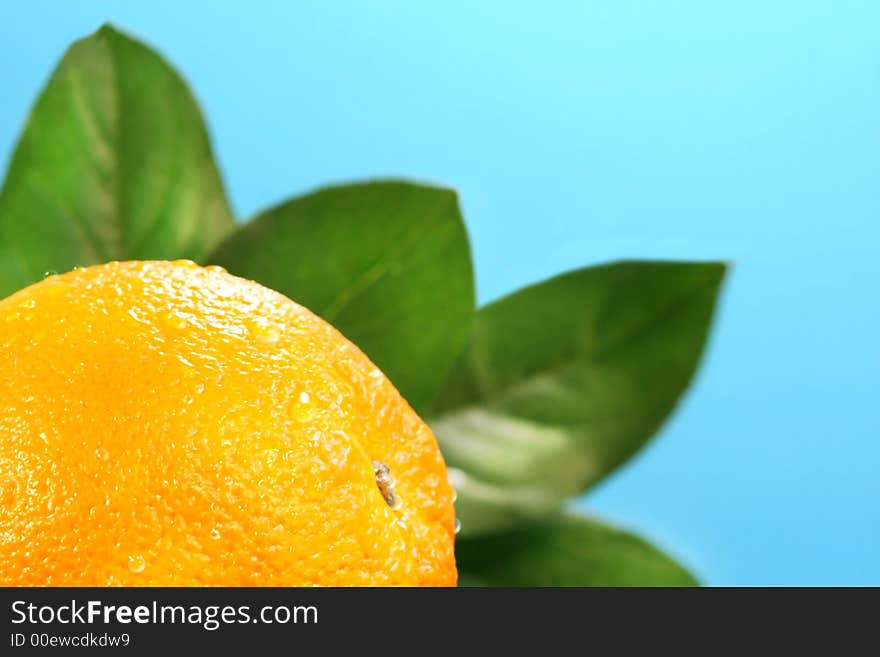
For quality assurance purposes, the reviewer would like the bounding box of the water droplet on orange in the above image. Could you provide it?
[254,324,281,344]
[294,400,318,423]
[163,311,188,331]
[128,554,146,574]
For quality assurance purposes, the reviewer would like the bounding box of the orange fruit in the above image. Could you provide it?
[0,260,457,586]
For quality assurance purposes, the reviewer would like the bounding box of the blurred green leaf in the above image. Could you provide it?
[431,261,726,535]
[209,181,475,413]
[456,512,698,586]
[0,24,234,298]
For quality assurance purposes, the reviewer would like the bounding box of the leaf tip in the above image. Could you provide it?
[703,260,730,292]
[92,22,142,49]
[94,22,121,38]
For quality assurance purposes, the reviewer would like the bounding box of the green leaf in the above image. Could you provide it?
[456,512,699,586]
[209,181,475,413]
[0,24,234,298]
[431,261,726,536]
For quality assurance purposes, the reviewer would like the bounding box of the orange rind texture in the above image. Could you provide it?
[0,261,457,586]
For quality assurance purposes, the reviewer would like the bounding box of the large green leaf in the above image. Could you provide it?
[0,24,234,298]
[431,261,726,535]
[456,512,698,586]
[209,181,475,413]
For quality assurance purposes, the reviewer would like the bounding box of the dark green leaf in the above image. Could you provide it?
[432,261,726,535]
[0,24,234,297]
[209,181,475,413]
[456,512,699,586]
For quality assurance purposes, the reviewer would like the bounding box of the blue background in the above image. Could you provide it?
[1,1,877,585]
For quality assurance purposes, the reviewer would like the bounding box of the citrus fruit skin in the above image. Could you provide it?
[0,261,457,586]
